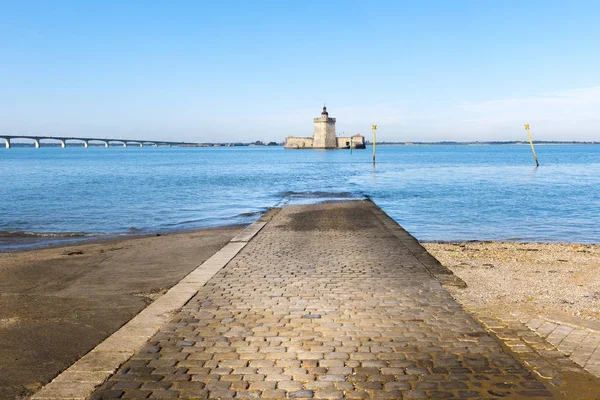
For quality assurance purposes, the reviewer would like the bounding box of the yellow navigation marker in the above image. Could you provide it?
[372,125,377,166]
[524,124,539,167]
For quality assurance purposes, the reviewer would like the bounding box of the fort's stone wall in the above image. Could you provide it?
[336,137,352,148]
[336,136,366,149]
[284,137,313,149]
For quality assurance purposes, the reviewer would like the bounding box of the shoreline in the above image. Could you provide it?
[421,239,600,245]
[0,222,250,253]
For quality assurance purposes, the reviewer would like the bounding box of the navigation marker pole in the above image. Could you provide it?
[372,125,377,166]
[524,124,539,167]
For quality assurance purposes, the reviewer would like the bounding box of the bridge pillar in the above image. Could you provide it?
[83,140,89,148]
[103,141,109,148]
[60,139,66,148]
[34,138,40,148]
[4,138,10,149]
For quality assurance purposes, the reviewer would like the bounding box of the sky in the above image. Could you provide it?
[1,0,599,142]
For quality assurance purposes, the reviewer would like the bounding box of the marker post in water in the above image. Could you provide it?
[372,125,377,166]
[524,124,539,167]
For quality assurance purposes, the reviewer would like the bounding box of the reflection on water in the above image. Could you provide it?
[1,144,599,249]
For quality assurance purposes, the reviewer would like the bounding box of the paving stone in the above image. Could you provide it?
[403,390,428,399]
[121,389,152,398]
[148,389,178,398]
[90,390,125,400]
[289,389,314,398]
[235,391,261,399]
[313,389,343,399]
[384,381,411,390]
[557,329,589,356]
[261,389,287,398]
[140,381,172,390]
[206,389,235,398]
[277,381,304,391]
[537,322,559,337]
[249,381,276,390]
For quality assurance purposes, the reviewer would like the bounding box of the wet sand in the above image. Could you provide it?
[0,226,241,399]
[423,241,600,325]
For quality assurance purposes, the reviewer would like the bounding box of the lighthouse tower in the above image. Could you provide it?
[312,106,337,149]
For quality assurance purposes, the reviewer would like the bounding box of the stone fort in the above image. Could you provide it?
[284,106,366,150]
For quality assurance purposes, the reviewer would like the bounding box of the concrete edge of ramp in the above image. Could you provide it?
[368,200,467,288]
[29,212,277,400]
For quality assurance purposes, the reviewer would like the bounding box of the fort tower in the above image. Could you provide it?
[312,106,337,149]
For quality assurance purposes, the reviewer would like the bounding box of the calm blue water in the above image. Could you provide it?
[1,145,599,250]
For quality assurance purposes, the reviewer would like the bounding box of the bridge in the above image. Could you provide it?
[0,135,196,149]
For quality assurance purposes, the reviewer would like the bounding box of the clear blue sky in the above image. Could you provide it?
[1,1,599,142]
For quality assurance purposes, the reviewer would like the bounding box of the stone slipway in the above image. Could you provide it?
[32,201,600,399]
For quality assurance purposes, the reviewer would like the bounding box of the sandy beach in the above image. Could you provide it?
[0,226,241,400]
[423,242,600,326]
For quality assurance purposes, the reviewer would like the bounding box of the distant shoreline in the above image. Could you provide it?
[374,141,600,146]
[4,141,599,148]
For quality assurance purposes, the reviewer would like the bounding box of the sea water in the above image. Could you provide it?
[1,145,599,250]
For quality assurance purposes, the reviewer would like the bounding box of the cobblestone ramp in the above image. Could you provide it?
[91,201,556,399]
